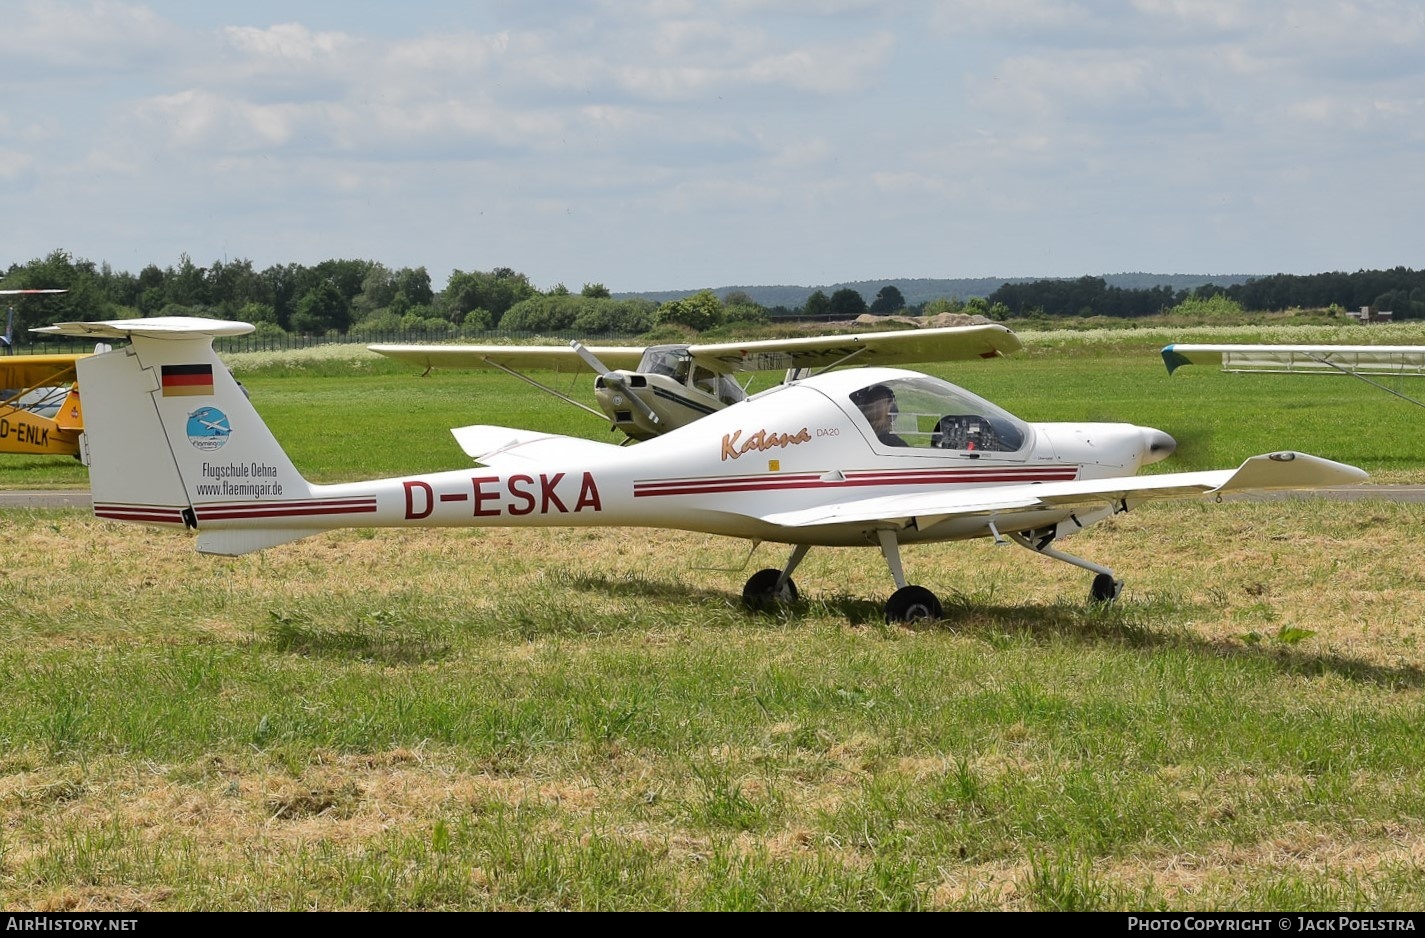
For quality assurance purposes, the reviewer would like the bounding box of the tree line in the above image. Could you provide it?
[986,270,1425,320]
[4,250,1424,346]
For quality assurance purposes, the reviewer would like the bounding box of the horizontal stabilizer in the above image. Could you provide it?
[35,317,256,340]
[451,424,624,467]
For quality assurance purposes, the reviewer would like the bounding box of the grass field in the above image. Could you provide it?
[2,323,1425,910]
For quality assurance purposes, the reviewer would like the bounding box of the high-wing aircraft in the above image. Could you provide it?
[0,289,87,457]
[0,353,85,456]
[370,324,1023,441]
[1162,344,1425,408]
[47,317,1368,622]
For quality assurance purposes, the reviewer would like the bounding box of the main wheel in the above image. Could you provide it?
[742,568,799,612]
[1089,573,1122,603]
[884,585,943,624]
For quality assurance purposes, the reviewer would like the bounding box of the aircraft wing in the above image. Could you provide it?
[369,344,648,373]
[450,424,625,469]
[760,451,1367,529]
[1162,344,1425,376]
[688,323,1021,373]
[0,355,82,394]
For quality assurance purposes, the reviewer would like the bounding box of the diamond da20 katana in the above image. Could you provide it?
[46,317,1368,622]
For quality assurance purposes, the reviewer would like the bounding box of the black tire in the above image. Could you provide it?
[742,568,798,612]
[884,585,943,623]
[1090,573,1122,603]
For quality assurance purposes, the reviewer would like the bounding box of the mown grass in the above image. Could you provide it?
[2,323,1425,909]
[8,319,1425,486]
[3,498,1425,910]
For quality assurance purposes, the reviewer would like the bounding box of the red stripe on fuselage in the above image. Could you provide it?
[633,467,1078,497]
[194,498,378,521]
[94,504,187,524]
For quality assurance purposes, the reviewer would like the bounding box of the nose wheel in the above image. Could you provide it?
[1009,530,1123,605]
[1090,573,1123,603]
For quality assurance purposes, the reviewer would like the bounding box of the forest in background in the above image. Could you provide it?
[4,250,1423,348]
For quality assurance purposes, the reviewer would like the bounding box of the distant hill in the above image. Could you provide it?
[616,273,1259,309]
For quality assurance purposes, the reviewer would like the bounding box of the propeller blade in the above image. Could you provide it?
[599,370,661,427]
[570,340,613,376]
[572,340,662,429]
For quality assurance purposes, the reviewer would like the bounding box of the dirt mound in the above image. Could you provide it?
[852,312,993,329]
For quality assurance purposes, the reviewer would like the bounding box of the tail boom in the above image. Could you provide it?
[185,469,618,555]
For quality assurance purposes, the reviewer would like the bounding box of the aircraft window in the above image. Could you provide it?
[931,414,1024,453]
[848,375,1028,453]
[850,384,909,446]
[691,365,719,395]
[640,346,692,382]
[714,373,744,407]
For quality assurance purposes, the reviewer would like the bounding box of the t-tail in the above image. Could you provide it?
[45,317,634,556]
[43,317,328,555]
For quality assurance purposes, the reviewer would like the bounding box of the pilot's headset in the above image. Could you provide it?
[853,384,897,416]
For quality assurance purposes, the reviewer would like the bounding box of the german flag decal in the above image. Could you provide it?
[161,364,214,397]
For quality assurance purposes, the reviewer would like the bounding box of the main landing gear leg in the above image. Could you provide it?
[876,529,943,623]
[1007,531,1122,603]
[741,544,809,612]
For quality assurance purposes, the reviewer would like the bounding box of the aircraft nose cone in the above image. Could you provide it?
[1140,427,1177,464]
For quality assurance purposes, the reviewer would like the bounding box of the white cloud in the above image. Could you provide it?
[222,22,354,63]
[2,0,178,71]
[4,1,1424,287]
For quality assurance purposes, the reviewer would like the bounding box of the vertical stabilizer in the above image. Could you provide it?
[56,318,316,551]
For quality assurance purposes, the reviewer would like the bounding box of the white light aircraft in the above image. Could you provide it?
[48,317,1369,622]
[370,324,1023,441]
[1162,344,1425,408]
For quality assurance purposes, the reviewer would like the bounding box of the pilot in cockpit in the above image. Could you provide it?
[851,384,908,446]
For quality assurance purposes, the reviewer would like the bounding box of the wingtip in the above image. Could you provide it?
[1161,345,1190,375]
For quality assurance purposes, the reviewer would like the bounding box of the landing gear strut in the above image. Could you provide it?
[742,521,1123,619]
[877,529,943,623]
[741,544,808,612]
[1008,529,1123,604]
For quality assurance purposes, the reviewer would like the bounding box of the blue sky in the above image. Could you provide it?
[2,1,1421,292]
